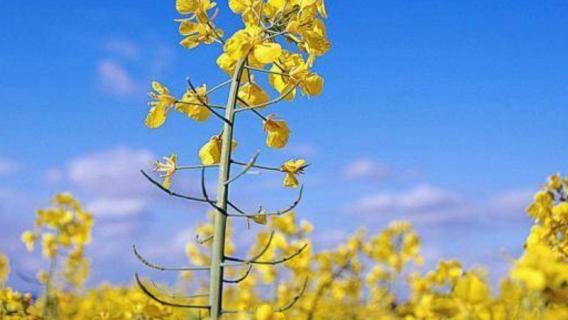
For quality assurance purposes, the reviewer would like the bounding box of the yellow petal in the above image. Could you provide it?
[199,137,222,165]
[302,73,323,96]
[152,81,169,95]
[251,214,268,225]
[229,0,247,13]
[253,42,282,64]
[176,0,198,14]
[179,20,198,36]
[264,119,290,149]
[145,105,167,128]
[238,82,270,107]
[283,173,299,188]
[162,175,172,190]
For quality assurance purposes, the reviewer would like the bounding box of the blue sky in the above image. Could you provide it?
[1,0,567,290]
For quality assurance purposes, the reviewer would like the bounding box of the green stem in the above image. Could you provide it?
[42,256,57,319]
[208,58,246,320]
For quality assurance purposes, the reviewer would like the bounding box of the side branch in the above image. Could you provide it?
[141,170,209,203]
[235,85,297,113]
[223,265,253,284]
[225,242,308,266]
[277,277,310,312]
[133,245,210,272]
[225,151,260,185]
[186,77,232,125]
[135,273,210,309]
[228,186,304,218]
[201,167,229,215]
[231,160,281,172]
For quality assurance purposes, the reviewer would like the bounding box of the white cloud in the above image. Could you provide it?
[87,197,146,218]
[104,39,140,60]
[0,158,20,176]
[347,184,461,216]
[97,59,137,96]
[44,168,63,183]
[68,146,155,197]
[343,158,391,181]
[67,147,157,218]
[489,189,533,216]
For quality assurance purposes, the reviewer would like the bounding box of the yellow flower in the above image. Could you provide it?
[41,233,58,258]
[263,117,290,149]
[0,254,9,284]
[269,51,323,99]
[176,0,216,22]
[255,304,286,320]
[176,85,211,121]
[238,82,270,108]
[199,136,238,165]
[229,0,262,24]
[199,136,222,165]
[281,159,306,188]
[145,81,177,128]
[153,154,177,189]
[21,230,37,251]
[453,273,490,304]
[178,20,223,49]
[250,209,268,225]
[224,25,282,65]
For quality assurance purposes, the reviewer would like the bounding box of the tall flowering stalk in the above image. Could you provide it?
[135,0,330,319]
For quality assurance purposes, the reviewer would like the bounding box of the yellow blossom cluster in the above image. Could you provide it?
[3,175,568,318]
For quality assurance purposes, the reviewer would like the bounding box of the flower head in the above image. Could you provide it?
[21,231,37,252]
[153,154,178,189]
[145,82,177,128]
[281,159,307,188]
[269,51,323,100]
[263,116,290,149]
[176,85,211,121]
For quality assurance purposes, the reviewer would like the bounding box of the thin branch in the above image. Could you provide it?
[206,9,225,45]
[149,280,209,299]
[232,160,282,172]
[225,151,260,185]
[226,242,308,265]
[186,77,232,125]
[249,243,308,265]
[223,265,253,284]
[206,79,232,96]
[200,167,228,215]
[135,273,210,309]
[133,245,210,272]
[222,309,253,315]
[141,170,208,203]
[196,234,213,245]
[235,85,297,113]
[176,164,219,171]
[277,277,310,312]
[244,65,289,76]
[227,200,246,214]
[175,99,226,110]
[228,186,304,219]
[237,97,268,121]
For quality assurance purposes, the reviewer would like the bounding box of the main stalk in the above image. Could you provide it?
[209,59,246,319]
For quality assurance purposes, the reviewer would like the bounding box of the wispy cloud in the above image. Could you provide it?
[103,39,141,61]
[0,157,21,176]
[347,184,461,216]
[87,197,147,218]
[97,59,138,97]
[67,146,156,218]
[343,158,391,181]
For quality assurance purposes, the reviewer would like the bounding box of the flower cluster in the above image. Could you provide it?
[1,175,568,318]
